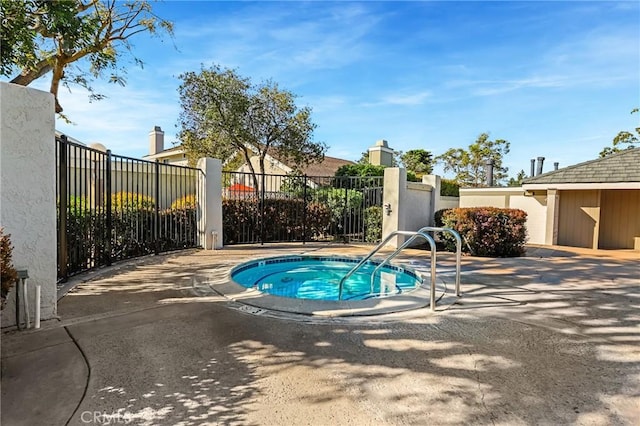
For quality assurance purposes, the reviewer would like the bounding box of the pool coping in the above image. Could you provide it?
[205,254,449,317]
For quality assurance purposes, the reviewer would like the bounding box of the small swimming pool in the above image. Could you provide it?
[231,255,423,301]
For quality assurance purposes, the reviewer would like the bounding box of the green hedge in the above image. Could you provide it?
[440,179,460,197]
[364,206,383,243]
[222,198,332,244]
[61,195,197,276]
[435,207,527,257]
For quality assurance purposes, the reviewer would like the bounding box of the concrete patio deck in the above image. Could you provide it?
[2,243,639,425]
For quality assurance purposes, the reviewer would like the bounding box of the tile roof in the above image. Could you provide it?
[299,155,355,177]
[523,147,640,184]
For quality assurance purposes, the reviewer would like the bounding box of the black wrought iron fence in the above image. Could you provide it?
[56,135,202,281]
[222,171,383,244]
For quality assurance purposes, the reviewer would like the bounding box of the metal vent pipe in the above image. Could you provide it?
[536,156,545,175]
[530,159,536,177]
[486,159,495,187]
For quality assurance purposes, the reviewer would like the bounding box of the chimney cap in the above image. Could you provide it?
[152,125,163,132]
[374,139,388,148]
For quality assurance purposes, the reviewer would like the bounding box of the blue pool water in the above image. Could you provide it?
[231,256,422,301]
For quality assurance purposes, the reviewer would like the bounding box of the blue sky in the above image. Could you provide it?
[38,0,639,178]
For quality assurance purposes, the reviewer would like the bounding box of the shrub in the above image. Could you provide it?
[171,194,197,210]
[111,192,155,211]
[440,179,460,197]
[222,198,331,244]
[435,207,527,257]
[364,206,383,243]
[313,187,363,233]
[1,229,18,310]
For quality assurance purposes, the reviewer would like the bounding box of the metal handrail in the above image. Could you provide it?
[368,231,437,310]
[337,230,436,305]
[417,227,462,297]
[337,230,413,299]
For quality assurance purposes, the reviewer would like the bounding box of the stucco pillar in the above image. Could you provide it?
[197,157,223,249]
[422,174,441,225]
[0,82,57,327]
[545,189,559,245]
[382,168,407,248]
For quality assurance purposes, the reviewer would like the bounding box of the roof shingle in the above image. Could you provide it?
[523,148,640,184]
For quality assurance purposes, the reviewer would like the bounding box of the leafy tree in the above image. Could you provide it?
[600,108,639,157]
[507,170,527,187]
[1,0,173,114]
[335,164,385,177]
[178,64,326,194]
[357,151,370,165]
[400,149,434,177]
[436,133,510,187]
[440,179,460,196]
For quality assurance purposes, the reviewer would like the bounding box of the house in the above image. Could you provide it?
[459,148,640,250]
[521,148,640,250]
[142,126,188,165]
[143,125,356,191]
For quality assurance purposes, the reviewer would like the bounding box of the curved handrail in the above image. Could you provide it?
[337,230,413,299]
[417,227,462,297]
[369,231,437,310]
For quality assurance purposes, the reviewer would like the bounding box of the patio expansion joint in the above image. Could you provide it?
[62,326,91,426]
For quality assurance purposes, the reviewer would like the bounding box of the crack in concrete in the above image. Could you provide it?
[472,352,496,426]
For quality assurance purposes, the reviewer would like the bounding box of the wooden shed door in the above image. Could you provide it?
[558,190,600,249]
[598,190,640,249]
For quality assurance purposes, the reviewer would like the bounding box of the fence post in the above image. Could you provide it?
[105,149,112,265]
[302,175,307,244]
[342,178,348,243]
[58,135,68,281]
[154,160,160,255]
[260,175,265,245]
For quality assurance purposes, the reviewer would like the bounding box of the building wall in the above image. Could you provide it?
[235,155,289,192]
[59,161,197,209]
[0,83,57,327]
[557,190,600,249]
[459,188,547,245]
[599,189,640,249]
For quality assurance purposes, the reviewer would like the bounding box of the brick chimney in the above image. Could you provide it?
[149,126,164,155]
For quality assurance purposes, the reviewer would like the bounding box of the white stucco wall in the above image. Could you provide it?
[404,182,433,232]
[459,187,548,245]
[0,83,57,327]
[439,196,460,210]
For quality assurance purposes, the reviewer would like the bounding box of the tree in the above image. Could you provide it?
[507,170,527,187]
[436,133,510,187]
[600,108,639,157]
[335,164,385,177]
[400,149,434,177]
[177,64,327,194]
[1,0,173,114]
